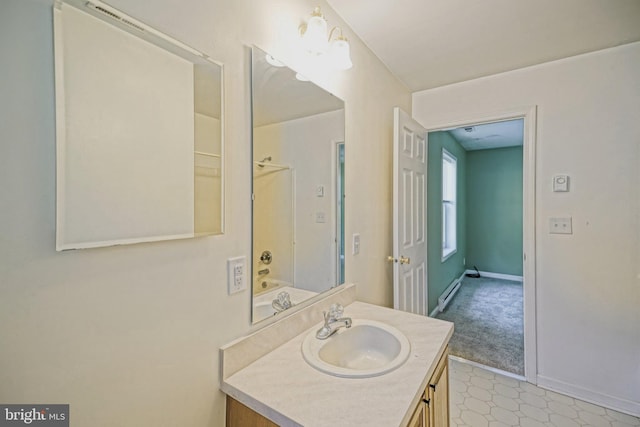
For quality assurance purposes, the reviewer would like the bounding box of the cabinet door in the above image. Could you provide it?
[428,349,449,427]
[408,395,428,427]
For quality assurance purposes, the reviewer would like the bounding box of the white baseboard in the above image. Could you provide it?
[465,269,523,282]
[537,375,640,417]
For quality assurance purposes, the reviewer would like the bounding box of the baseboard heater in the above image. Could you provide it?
[438,278,462,312]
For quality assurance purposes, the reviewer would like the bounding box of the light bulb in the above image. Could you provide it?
[301,9,328,55]
[328,38,353,70]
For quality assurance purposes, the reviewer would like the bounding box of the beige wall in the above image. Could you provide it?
[414,42,640,414]
[0,0,410,426]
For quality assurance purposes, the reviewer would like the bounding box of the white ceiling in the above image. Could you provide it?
[447,119,523,151]
[327,0,640,91]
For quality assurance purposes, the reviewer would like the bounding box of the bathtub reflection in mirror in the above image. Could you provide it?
[251,46,345,323]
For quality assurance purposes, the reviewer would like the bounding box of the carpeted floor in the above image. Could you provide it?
[435,276,524,375]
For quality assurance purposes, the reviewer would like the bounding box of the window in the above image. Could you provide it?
[442,149,457,260]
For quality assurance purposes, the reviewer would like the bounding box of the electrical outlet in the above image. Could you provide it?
[227,256,246,294]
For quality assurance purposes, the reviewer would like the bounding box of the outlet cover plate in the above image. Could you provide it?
[549,217,572,234]
[227,256,247,294]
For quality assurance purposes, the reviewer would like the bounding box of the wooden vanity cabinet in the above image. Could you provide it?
[408,347,449,427]
[226,347,449,427]
[226,397,277,427]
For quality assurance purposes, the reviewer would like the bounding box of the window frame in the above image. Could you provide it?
[441,148,457,261]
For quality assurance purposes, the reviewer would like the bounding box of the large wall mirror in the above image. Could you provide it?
[54,0,224,250]
[251,46,345,324]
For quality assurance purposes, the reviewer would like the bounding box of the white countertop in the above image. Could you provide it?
[221,301,453,427]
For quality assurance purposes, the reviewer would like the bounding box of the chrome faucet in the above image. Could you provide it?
[272,291,293,312]
[316,303,352,339]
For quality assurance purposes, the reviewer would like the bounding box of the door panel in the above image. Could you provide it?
[402,168,413,246]
[393,107,428,315]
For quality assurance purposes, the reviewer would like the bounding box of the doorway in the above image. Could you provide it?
[426,108,537,382]
[391,106,537,382]
[428,118,525,376]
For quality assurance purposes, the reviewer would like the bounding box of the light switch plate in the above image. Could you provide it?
[352,233,360,255]
[549,217,572,234]
[227,256,246,294]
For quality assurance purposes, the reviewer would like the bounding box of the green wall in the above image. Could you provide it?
[426,131,466,313]
[426,134,523,313]
[465,146,523,276]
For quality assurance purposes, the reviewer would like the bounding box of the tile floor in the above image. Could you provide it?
[449,359,640,427]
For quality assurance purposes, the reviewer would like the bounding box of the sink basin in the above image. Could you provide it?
[301,319,411,378]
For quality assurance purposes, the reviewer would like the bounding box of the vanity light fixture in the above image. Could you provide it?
[300,6,353,70]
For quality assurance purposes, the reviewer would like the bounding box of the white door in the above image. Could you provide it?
[392,107,428,315]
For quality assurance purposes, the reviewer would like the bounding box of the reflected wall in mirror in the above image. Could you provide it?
[54,0,224,251]
[251,46,345,324]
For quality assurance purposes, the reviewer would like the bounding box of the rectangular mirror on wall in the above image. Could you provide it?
[251,46,346,324]
[54,0,224,251]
